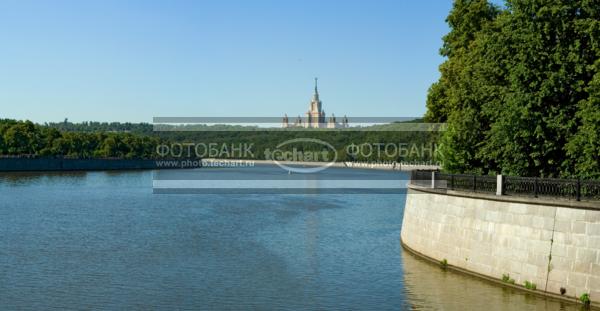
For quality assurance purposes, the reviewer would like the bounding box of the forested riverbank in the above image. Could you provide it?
[0,119,440,163]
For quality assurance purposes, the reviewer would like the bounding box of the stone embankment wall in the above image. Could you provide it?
[401,186,600,303]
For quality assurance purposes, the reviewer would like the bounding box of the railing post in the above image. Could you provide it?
[496,175,503,196]
[450,175,454,190]
[534,177,538,198]
[576,179,581,201]
[473,175,476,192]
[431,171,436,189]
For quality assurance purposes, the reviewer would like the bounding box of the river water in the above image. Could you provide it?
[0,166,582,310]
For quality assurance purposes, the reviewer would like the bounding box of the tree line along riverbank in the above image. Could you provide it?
[0,118,440,163]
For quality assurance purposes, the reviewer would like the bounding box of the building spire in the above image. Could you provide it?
[314,77,318,95]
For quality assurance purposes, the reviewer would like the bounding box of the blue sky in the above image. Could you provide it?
[0,0,454,123]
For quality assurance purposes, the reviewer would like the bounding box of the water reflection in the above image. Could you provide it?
[0,171,87,186]
[400,247,582,310]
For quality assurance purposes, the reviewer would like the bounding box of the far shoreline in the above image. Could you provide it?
[0,157,440,172]
[201,158,440,172]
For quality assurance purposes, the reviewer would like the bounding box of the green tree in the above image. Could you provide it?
[481,0,600,177]
[427,0,600,178]
[425,0,500,173]
[3,121,38,155]
[567,67,600,178]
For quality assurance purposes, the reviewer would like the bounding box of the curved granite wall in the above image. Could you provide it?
[401,186,600,304]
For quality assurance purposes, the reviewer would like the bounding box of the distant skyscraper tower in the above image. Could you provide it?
[282,78,348,129]
[305,78,325,128]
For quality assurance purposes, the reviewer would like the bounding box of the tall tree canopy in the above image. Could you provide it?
[427,0,600,178]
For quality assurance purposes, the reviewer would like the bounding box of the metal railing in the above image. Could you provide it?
[435,172,496,194]
[410,170,600,202]
[411,170,433,188]
[504,176,600,201]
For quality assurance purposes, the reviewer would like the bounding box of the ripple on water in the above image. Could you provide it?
[0,168,587,310]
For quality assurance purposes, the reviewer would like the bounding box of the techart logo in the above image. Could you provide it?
[264,138,338,173]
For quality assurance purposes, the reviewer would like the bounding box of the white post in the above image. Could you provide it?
[496,174,503,196]
[431,171,436,189]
